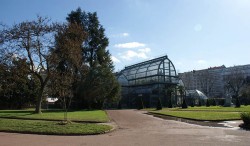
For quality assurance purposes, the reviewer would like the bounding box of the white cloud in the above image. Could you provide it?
[120,48,151,60]
[138,47,151,53]
[111,56,121,63]
[114,42,146,48]
[197,59,207,64]
[121,50,138,60]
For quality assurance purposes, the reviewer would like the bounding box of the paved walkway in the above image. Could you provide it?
[1,110,250,146]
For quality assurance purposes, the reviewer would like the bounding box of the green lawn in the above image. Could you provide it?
[0,118,112,135]
[171,106,250,112]
[0,109,109,122]
[0,109,112,135]
[149,106,250,121]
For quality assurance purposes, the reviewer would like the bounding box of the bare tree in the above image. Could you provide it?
[196,70,216,97]
[0,16,56,113]
[179,72,193,90]
[224,67,246,104]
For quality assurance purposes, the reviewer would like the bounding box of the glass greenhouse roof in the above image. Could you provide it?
[186,90,208,99]
[117,55,178,86]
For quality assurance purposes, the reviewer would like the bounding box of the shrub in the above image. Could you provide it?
[156,98,162,110]
[240,112,250,126]
[211,98,217,106]
[235,97,241,108]
[215,98,225,106]
[206,99,210,107]
[182,98,188,109]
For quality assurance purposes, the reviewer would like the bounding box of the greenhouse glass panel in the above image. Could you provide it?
[116,55,179,108]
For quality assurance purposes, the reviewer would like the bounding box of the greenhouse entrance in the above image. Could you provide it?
[117,55,179,108]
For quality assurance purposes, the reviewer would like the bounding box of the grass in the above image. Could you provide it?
[0,109,109,122]
[0,109,112,135]
[149,106,250,121]
[171,106,250,112]
[0,118,112,135]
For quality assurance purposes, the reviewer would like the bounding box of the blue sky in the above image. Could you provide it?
[1,0,250,73]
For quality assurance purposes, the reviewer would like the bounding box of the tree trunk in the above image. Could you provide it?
[35,86,45,114]
[35,96,42,114]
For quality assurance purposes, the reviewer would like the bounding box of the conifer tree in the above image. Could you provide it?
[66,8,120,109]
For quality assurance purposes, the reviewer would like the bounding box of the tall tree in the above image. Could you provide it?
[0,16,56,113]
[67,8,112,68]
[78,66,120,109]
[49,22,86,121]
[66,8,120,109]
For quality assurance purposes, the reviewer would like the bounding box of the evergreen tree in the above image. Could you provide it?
[67,8,111,68]
[66,8,120,109]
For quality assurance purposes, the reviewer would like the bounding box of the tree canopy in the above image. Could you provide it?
[0,8,120,111]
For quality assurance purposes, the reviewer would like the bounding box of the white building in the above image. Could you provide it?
[179,64,250,98]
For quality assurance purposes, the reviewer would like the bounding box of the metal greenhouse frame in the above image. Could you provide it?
[117,55,179,108]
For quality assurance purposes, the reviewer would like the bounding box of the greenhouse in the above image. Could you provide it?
[117,55,179,108]
[185,90,208,106]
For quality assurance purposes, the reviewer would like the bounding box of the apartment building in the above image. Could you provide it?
[179,64,250,98]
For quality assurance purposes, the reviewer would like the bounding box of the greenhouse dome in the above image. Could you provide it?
[186,90,208,99]
[116,55,179,108]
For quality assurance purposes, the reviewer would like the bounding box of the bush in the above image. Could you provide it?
[215,98,225,106]
[182,98,188,109]
[211,98,217,106]
[185,97,194,107]
[240,112,250,126]
[206,99,210,107]
[156,98,162,110]
[235,97,241,108]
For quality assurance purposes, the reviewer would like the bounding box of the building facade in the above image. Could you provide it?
[179,64,250,98]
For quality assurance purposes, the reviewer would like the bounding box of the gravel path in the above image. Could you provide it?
[1,109,250,146]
